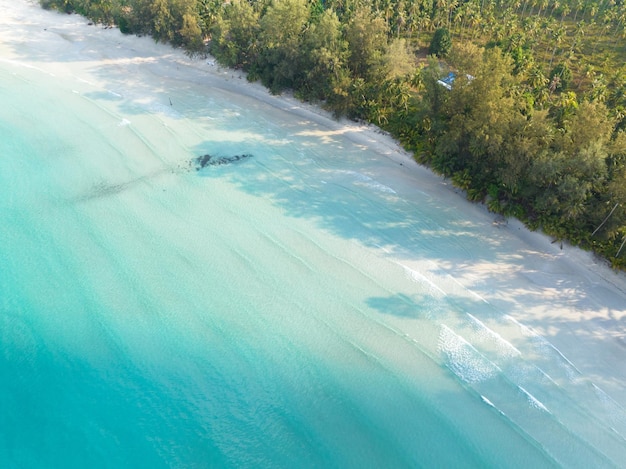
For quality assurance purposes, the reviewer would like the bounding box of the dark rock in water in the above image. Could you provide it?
[194,153,253,169]
[195,154,212,168]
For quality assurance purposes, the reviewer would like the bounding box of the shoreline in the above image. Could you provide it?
[3,0,626,407]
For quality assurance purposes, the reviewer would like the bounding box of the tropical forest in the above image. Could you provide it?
[41,0,626,268]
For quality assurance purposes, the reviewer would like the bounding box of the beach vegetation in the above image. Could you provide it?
[255,0,311,92]
[429,28,452,58]
[209,0,260,68]
[39,0,626,269]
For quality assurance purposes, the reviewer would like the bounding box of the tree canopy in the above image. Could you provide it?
[429,28,452,58]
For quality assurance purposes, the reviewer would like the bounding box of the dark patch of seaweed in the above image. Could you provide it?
[193,153,253,170]
[71,153,252,203]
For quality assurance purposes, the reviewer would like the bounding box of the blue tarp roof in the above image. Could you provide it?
[437,72,473,90]
[437,72,456,90]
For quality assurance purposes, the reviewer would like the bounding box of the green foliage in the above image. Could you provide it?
[209,0,260,69]
[151,0,176,43]
[40,0,76,13]
[345,7,388,81]
[452,169,472,190]
[435,47,525,194]
[384,38,416,80]
[196,0,221,38]
[299,9,349,102]
[256,0,310,92]
[429,28,452,58]
[179,12,204,55]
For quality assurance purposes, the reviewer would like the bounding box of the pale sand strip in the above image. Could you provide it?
[2,0,626,407]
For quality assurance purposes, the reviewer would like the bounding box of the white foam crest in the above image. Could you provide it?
[592,384,626,437]
[75,77,95,86]
[499,357,561,400]
[503,314,582,381]
[446,274,489,303]
[118,118,131,127]
[611,427,626,442]
[481,395,495,407]
[0,58,56,77]
[373,243,391,254]
[532,336,582,382]
[466,313,521,359]
[504,314,540,340]
[481,395,507,417]
[335,170,396,194]
[335,169,372,182]
[544,342,583,377]
[438,325,499,384]
[518,386,550,413]
[397,263,446,296]
[364,181,396,194]
[536,366,558,386]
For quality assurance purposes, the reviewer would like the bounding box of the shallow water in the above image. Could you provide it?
[1,4,626,468]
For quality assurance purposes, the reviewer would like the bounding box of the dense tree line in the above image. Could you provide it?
[40,0,626,268]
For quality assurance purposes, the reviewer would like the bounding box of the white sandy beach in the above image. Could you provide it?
[2,0,626,444]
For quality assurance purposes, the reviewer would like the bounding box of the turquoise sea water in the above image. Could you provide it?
[2,6,626,468]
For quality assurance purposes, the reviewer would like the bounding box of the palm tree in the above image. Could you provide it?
[577,62,595,89]
[559,4,570,25]
[415,12,432,36]
[447,0,459,29]
[590,74,608,102]
[468,5,483,39]
[570,0,582,21]
[548,26,565,69]
[379,0,394,30]
[433,0,448,29]
[405,1,420,36]
[529,66,549,89]
[587,2,599,22]
[611,6,626,46]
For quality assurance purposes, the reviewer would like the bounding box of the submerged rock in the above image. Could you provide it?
[193,153,253,169]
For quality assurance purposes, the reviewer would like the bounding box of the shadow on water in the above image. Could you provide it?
[366,293,426,318]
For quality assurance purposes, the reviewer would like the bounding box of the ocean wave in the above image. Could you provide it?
[335,170,397,194]
[518,386,550,413]
[438,325,499,384]
[481,395,507,417]
[398,263,446,296]
[592,384,626,439]
[466,313,521,359]
[504,314,582,382]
